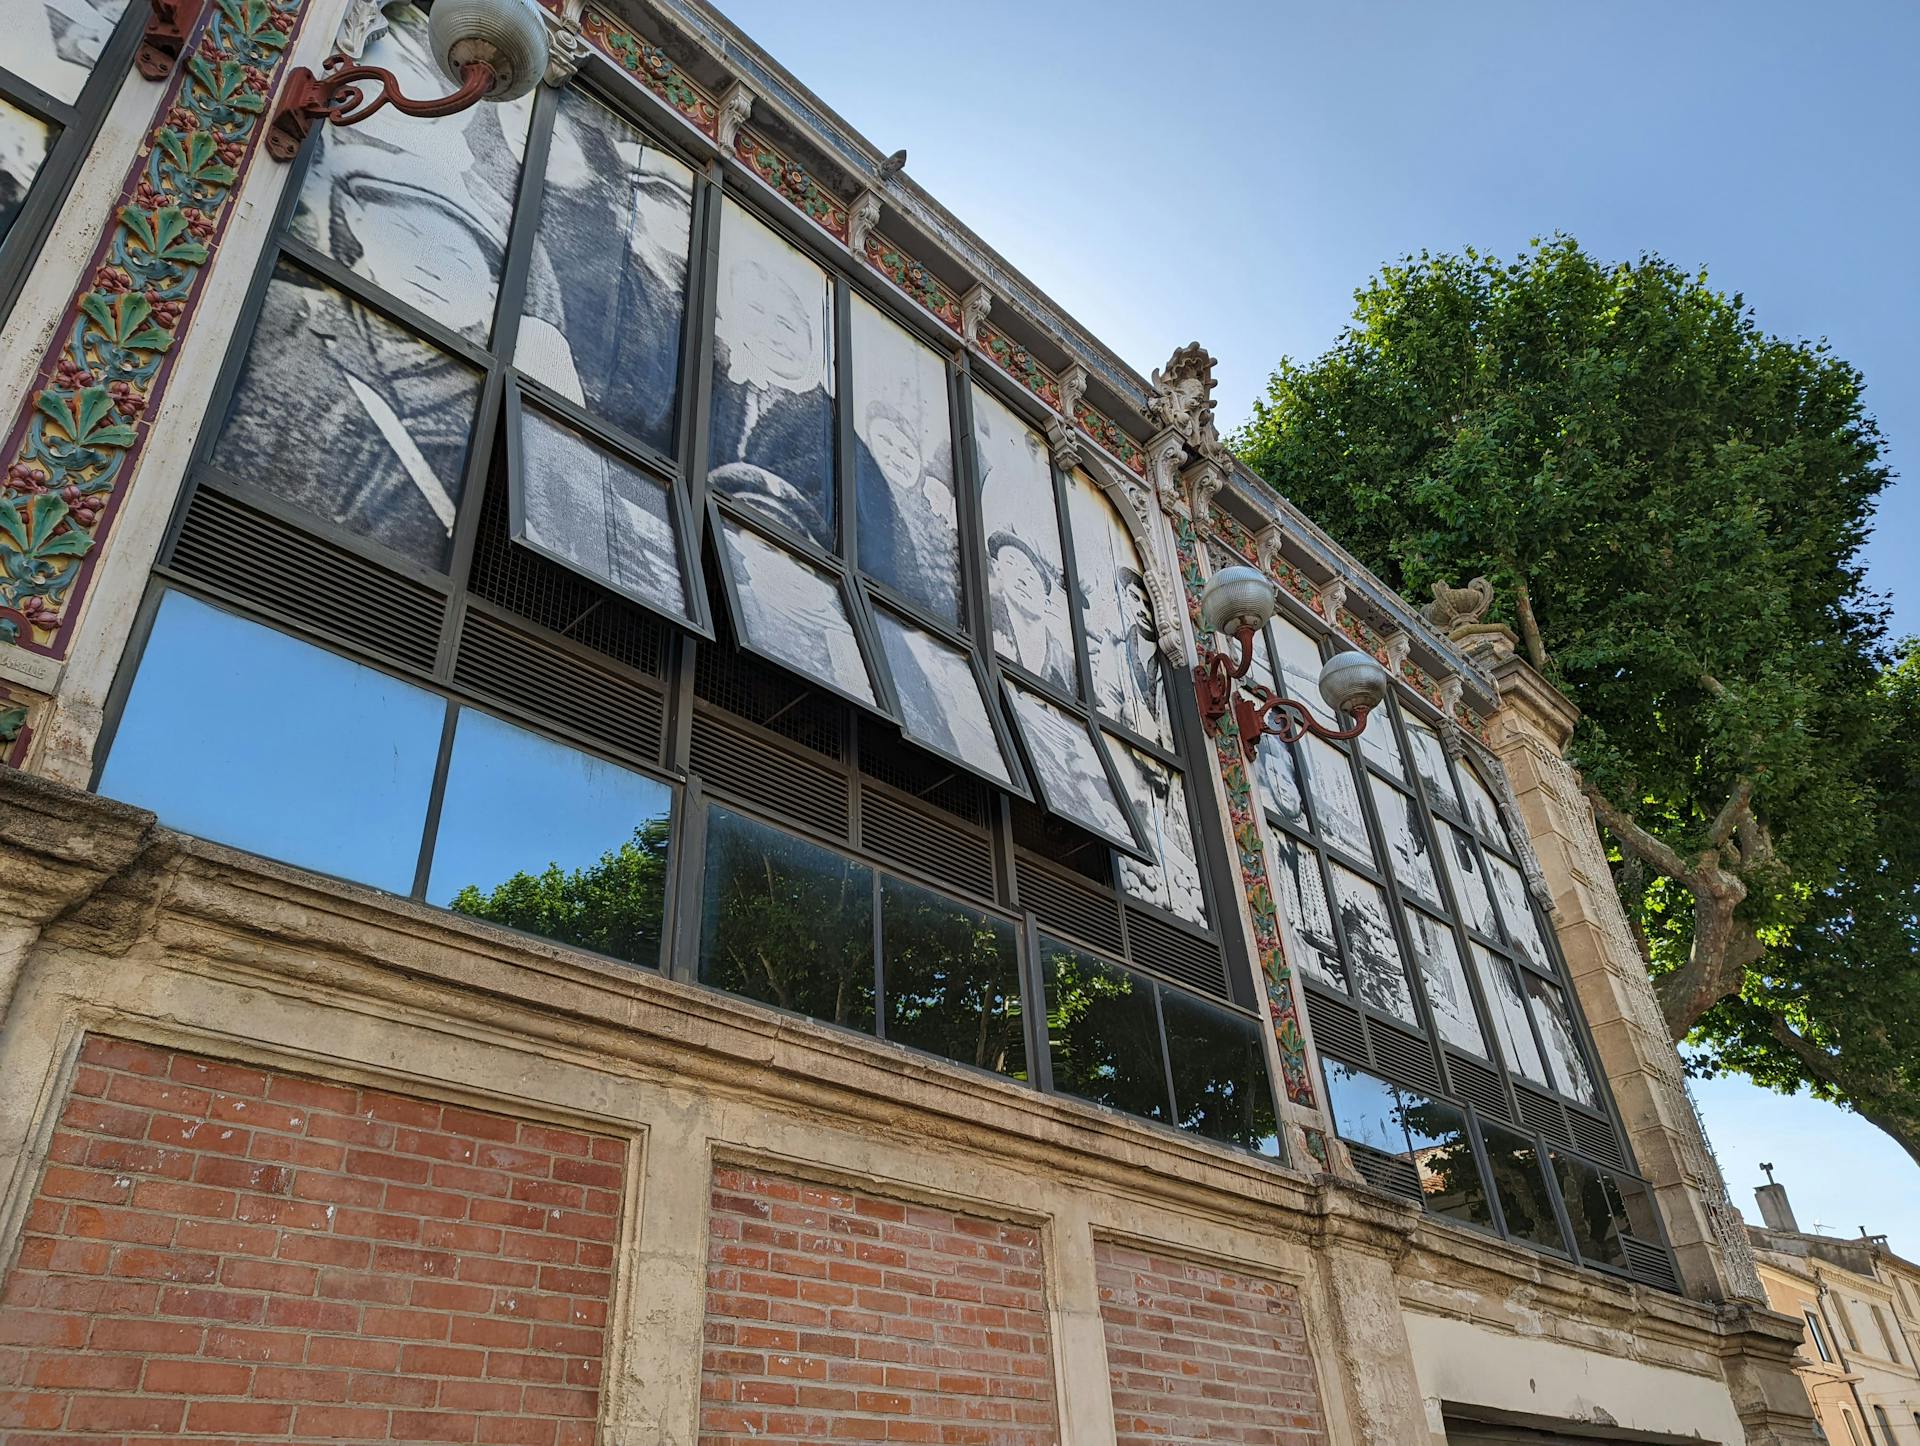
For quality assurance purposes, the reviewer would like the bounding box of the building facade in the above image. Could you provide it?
[0,0,1824,1439]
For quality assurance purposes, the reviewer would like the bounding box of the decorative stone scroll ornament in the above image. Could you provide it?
[0,0,307,657]
[1147,342,1230,469]
[1043,416,1082,472]
[714,78,753,149]
[847,189,881,258]
[334,0,386,56]
[539,4,588,85]
[1147,428,1188,516]
[960,283,991,343]
[1181,457,1227,531]
[1056,362,1087,422]
[1253,522,1284,575]
[1380,628,1412,673]
[1313,576,1347,624]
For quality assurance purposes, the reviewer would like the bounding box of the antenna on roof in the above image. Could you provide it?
[1760,1161,1776,1185]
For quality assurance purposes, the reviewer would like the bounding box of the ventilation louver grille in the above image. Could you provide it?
[1348,1144,1422,1200]
[1123,907,1229,1002]
[1305,991,1366,1065]
[860,787,993,901]
[1568,1109,1627,1169]
[170,487,445,672]
[690,707,850,841]
[1622,1237,1680,1293]
[694,636,844,761]
[1373,1020,1442,1095]
[1445,1053,1510,1122]
[1515,1084,1571,1145]
[1016,857,1124,959]
[452,608,665,766]
[857,717,988,828]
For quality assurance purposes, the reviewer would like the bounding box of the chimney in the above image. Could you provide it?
[1755,1164,1799,1233]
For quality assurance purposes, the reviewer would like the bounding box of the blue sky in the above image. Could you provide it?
[719,0,1920,1244]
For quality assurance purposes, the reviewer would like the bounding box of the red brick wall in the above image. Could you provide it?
[1094,1240,1327,1445]
[0,1035,626,1444]
[701,1165,1058,1444]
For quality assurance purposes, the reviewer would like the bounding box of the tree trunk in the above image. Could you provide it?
[1511,576,1549,672]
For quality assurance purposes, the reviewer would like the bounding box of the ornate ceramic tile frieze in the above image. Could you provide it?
[578,6,718,134]
[0,0,305,658]
[865,233,962,331]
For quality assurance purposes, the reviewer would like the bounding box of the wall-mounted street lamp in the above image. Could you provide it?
[1194,565,1391,759]
[266,0,549,162]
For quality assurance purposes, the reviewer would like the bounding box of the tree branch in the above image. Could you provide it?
[1584,782,1696,886]
[1766,1017,1920,1170]
[1708,777,1755,849]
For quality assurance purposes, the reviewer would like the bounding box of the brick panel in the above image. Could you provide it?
[0,1035,626,1444]
[1093,1241,1327,1445]
[701,1165,1058,1444]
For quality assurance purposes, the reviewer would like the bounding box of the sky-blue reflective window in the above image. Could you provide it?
[427,709,674,967]
[99,591,444,893]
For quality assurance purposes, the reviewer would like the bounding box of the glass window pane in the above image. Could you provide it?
[881,877,1023,1078]
[1402,1095,1498,1231]
[1,99,57,244]
[1486,853,1552,972]
[1360,705,1407,780]
[974,388,1076,696]
[210,261,482,567]
[873,609,1012,787]
[698,807,874,1032]
[1370,776,1439,905]
[426,709,672,967]
[1482,1122,1568,1253]
[1471,944,1548,1085]
[1041,938,1168,1122]
[288,1,531,346]
[1403,907,1484,1054]
[709,198,835,550]
[518,85,693,454]
[1405,716,1457,814]
[99,592,442,893]
[1267,615,1333,726]
[1004,683,1135,848]
[1606,1173,1662,1241]
[1162,991,1278,1156]
[1271,834,1344,990]
[1301,735,1369,861]
[1246,648,1306,827]
[1067,471,1172,748]
[1550,1152,1628,1270]
[1525,974,1599,1106]
[1330,865,1416,1023]
[1323,1057,1408,1155]
[16,0,129,104]
[717,516,874,705]
[514,402,688,619]
[1440,823,1500,937]
[851,293,959,622]
[1458,759,1509,845]
[1105,734,1206,927]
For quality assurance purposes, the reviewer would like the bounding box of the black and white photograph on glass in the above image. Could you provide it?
[1403,906,1484,1053]
[1268,613,1335,725]
[287,2,531,347]
[1359,698,1406,780]
[1301,734,1370,861]
[1486,852,1551,971]
[1004,682,1139,852]
[1526,974,1599,1106]
[1068,472,1171,748]
[1440,823,1501,937]
[1331,865,1416,1022]
[709,198,836,551]
[1247,646,1306,826]
[1272,833,1344,990]
[1405,715,1456,810]
[1472,943,1548,1085]
[850,294,959,622]
[511,400,688,621]
[1106,734,1205,926]
[1458,758,1509,843]
[516,85,694,457]
[17,0,127,104]
[209,261,482,568]
[1370,776,1439,904]
[974,388,1076,694]
[0,101,54,244]
[716,515,873,706]
[873,610,1014,790]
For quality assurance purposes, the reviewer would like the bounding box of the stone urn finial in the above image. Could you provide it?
[1421,577,1494,633]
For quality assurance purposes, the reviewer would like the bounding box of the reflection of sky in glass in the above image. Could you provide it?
[99,592,443,893]
[425,709,672,907]
[1324,1058,1407,1156]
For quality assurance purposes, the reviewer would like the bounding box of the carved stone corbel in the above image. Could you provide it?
[1056,363,1087,421]
[1315,577,1348,624]
[848,191,881,258]
[1142,565,1187,663]
[539,5,588,86]
[716,80,754,149]
[1436,674,1464,724]
[334,0,387,57]
[1043,416,1082,472]
[1381,629,1412,674]
[960,283,992,343]
[1181,457,1227,530]
[1253,522,1285,575]
[1148,428,1188,515]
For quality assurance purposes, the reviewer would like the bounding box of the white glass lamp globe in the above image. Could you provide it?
[429,0,550,101]
[1318,648,1391,717]
[1198,566,1277,638]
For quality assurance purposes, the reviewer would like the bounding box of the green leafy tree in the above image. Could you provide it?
[449,819,671,967]
[1236,236,1920,1161]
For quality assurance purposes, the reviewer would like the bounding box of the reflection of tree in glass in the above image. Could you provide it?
[882,879,1023,1077]
[1042,942,1166,1119]
[1161,993,1277,1154]
[699,811,875,1031]
[449,819,668,967]
[1400,1096,1495,1228]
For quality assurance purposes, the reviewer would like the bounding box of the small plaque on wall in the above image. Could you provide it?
[0,643,62,693]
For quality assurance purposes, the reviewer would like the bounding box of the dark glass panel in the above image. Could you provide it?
[427,709,672,968]
[210,261,483,567]
[1550,1152,1629,1270]
[1041,938,1168,1122]
[518,84,693,452]
[98,592,443,893]
[1161,990,1280,1157]
[1402,1095,1498,1231]
[1482,1122,1568,1253]
[1606,1173,1663,1241]
[698,807,875,1032]
[881,877,1024,1078]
